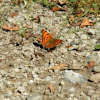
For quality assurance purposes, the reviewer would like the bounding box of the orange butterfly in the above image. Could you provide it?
[41,29,62,49]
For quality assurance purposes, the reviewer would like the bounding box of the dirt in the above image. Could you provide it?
[0,1,100,100]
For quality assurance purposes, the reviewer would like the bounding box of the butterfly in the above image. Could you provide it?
[41,29,62,49]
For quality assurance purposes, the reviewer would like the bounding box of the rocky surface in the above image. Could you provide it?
[0,0,100,100]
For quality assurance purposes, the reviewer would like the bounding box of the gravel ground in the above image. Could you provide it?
[0,1,100,100]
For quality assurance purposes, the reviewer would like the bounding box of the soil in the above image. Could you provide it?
[0,1,100,100]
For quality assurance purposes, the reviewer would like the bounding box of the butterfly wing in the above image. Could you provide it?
[46,39,62,49]
[41,29,52,47]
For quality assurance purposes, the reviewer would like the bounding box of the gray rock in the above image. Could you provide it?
[26,94,42,100]
[63,70,87,83]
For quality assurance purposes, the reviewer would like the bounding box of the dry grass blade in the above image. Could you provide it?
[34,51,45,57]
[47,64,69,70]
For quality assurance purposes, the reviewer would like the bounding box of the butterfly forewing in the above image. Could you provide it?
[41,29,52,47]
[41,29,62,49]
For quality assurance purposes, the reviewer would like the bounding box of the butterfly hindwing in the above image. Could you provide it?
[46,39,62,49]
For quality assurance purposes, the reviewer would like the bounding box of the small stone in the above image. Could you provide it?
[4,90,13,96]
[87,29,95,35]
[67,38,73,43]
[14,68,19,72]
[60,80,65,86]
[81,34,88,40]
[0,79,2,83]
[70,34,76,39]
[32,23,38,30]
[72,98,79,100]
[11,96,21,100]
[26,94,42,100]
[29,80,34,84]
[0,70,6,76]
[96,38,100,43]
[87,89,94,96]
[45,76,52,82]
[40,16,53,27]
[8,17,14,23]
[93,66,100,72]
[17,86,25,93]
[71,60,83,70]
[90,73,100,82]
[15,35,23,44]
[63,70,87,83]
[90,39,97,44]
[69,93,74,97]
[2,98,11,100]
[0,94,4,99]
[68,87,75,92]
[92,94,100,99]
[54,69,59,73]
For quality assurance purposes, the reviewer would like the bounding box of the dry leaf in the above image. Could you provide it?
[85,61,95,68]
[34,18,40,23]
[77,13,83,17]
[49,0,66,5]
[33,17,40,23]
[52,6,67,12]
[0,0,2,3]
[0,59,6,62]
[65,45,72,48]
[47,84,54,93]
[52,6,61,12]
[75,8,83,17]
[24,33,34,39]
[71,22,81,26]
[47,64,69,70]
[23,25,31,28]
[80,18,94,28]
[10,12,18,17]
[33,15,44,23]
[2,24,19,31]
[58,0,66,5]
[68,15,74,24]
[37,37,42,43]
[49,0,58,3]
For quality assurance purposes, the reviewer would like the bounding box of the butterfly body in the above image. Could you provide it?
[41,29,62,49]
